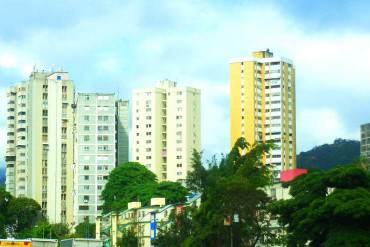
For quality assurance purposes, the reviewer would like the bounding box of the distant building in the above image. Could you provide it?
[132,80,201,182]
[73,93,129,224]
[230,50,297,179]
[360,123,370,161]
[5,71,75,224]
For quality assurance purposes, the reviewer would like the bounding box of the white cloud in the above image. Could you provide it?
[297,108,359,152]
[0,0,368,158]
[0,52,17,68]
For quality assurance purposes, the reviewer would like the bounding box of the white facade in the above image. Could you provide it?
[5,71,75,224]
[132,80,201,182]
[73,93,117,224]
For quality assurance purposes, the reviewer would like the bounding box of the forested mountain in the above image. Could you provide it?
[297,139,360,170]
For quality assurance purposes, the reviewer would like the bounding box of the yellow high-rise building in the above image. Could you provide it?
[230,50,296,178]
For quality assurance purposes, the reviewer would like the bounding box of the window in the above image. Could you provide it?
[146,132,151,136]
[84,126,89,131]
[84,115,90,121]
[84,136,90,141]
[146,140,151,144]
[146,148,151,152]
[84,195,90,202]
[146,116,152,120]
[83,185,89,190]
[177,163,182,167]
[98,125,109,131]
[42,110,48,116]
[83,165,89,170]
[57,75,62,80]
[97,135,109,141]
[79,205,89,210]
[98,116,109,121]
[84,175,89,180]
[176,155,182,159]
[97,185,102,190]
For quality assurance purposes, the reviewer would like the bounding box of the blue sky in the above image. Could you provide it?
[1,0,370,167]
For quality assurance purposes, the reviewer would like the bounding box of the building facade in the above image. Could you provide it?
[230,50,296,179]
[116,100,129,166]
[360,123,370,161]
[132,80,201,182]
[74,93,122,224]
[5,71,75,224]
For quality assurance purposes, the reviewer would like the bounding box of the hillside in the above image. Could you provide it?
[297,139,360,170]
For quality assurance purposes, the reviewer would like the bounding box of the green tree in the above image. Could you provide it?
[102,162,157,212]
[153,181,188,205]
[153,207,195,247]
[155,138,275,247]
[117,229,138,247]
[102,162,188,213]
[75,222,96,238]
[271,165,370,247]
[31,221,70,239]
[0,188,12,238]
[186,150,208,194]
[7,197,42,236]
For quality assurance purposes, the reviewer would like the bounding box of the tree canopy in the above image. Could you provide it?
[154,138,276,247]
[102,162,188,213]
[0,188,42,238]
[271,164,370,247]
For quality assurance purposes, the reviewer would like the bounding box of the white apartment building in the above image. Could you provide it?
[132,80,201,182]
[74,93,118,224]
[5,70,75,224]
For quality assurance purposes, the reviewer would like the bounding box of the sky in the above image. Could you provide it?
[1,0,370,167]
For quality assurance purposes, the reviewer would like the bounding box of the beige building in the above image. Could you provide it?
[5,70,74,224]
[230,50,296,179]
[132,80,201,182]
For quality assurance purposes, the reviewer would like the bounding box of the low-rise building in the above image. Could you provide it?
[96,194,201,247]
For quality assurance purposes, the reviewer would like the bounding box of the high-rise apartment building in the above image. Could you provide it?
[5,70,75,224]
[360,123,370,161]
[230,50,296,178]
[132,80,201,183]
[73,93,129,224]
